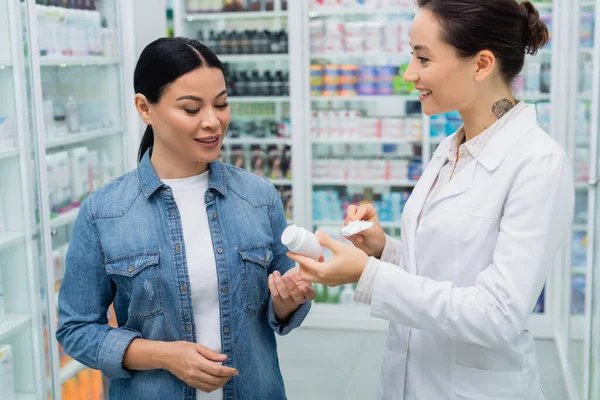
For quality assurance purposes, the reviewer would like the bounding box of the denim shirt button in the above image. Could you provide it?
[186,324,191,333]
[207,192,213,198]
[176,244,181,253]
[223,327,230,334]
[171,209,175,217]
[212,213,217,218]
[221,286,228,294]
[181,283,187,293]
[128,264,134,272]
[217,248,223,254]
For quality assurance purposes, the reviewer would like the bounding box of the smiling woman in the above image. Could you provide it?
[55,36,314,400]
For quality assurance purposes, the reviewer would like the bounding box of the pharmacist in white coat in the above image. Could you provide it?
[288,1,574,399]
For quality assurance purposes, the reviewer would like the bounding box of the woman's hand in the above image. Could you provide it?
[161,341,238,393]
[345,204,387,258]
[287,231,370,287]
[269,266,316,322]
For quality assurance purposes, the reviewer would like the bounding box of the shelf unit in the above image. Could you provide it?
[39,56,120,67]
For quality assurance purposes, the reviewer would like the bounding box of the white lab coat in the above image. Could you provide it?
[371,104,574,399]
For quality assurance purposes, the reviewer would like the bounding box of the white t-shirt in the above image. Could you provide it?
[163,172,222,400]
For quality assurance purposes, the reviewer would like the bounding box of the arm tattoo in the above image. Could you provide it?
[492,99,515,119]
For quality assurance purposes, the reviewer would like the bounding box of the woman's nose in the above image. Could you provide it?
[403,69,419,83]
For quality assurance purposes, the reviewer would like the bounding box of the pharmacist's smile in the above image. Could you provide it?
[193,134,222,148]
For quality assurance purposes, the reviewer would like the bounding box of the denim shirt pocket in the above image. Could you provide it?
[105,251,164,320]
[238,245,273,315]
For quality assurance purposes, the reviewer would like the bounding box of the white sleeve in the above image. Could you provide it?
[369,153,574,348]
[354,235,403,304]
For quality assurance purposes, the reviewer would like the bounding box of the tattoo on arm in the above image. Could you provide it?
[492,99,515,119]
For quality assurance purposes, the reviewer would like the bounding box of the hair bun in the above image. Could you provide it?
[519,1,549,55]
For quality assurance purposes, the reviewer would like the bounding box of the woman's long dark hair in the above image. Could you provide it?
[134,37,224,162]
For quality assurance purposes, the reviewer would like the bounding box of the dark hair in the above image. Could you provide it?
[416,0,549,84]
[134,37,224,162]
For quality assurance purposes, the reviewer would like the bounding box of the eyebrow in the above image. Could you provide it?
[410,43,432,52]
[176,90,227,102]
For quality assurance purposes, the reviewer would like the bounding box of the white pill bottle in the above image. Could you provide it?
[281,224,323,260]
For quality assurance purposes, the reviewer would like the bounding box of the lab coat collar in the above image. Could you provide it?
[435,103,537,172]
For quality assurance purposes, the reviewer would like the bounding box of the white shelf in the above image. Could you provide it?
[40,56,120,67]
[225,137,292,145]
[582,1,596,7]
[311,95,419,103]
[229,96,289,103]
[0,231,26,251]
[312,138,416,145]
[185,11,287,21]
[519,93,551,102]
[313,179,416,187]
[16,393,37,400]
[46,127,121,149]
[309,7,415,17]
[50,208,80,229]
[575,182,588,190]
[0,60,11,68]
[311,51,409,61]
[269,178,293,186]
[0,313,31,342]
[430,136,447,145]
[219,53,288,63]
[60,359,87,383]
[532,2,553,10]
[314,220,401,229]
[301,303,389,332]
[0,148,19,160]
[302,304,552,338]
[572,266,587,275]
[573,224,587,232]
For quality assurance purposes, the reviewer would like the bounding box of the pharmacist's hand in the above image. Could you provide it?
[345,204,386,258]
[164,341,238,393]
[269,266,316,322]
[287,231,369,287]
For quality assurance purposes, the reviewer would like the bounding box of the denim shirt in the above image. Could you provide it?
[56,149,310,400]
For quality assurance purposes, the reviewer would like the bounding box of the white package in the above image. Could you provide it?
[340,220,374,237]
[69,147,89,202]
[0,344,16,400]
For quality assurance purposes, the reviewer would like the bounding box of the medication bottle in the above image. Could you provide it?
[281,224,323,260]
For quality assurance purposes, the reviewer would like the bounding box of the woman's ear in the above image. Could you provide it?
[474,50,496,82]
[134,94,152,125]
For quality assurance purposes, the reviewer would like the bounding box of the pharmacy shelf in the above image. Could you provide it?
[311,95,419,103]
[311,51,409,61]
[225,137,292,145]
[575,182,589,190]
[269,179,293,186]
[17,393,37,400]
[520,93,551,102]
[39,56,120,67]
[219,53,289,63]
[314,220,402,230]
[312,179,417,187]
[573,224,587,232]
[0,147,19,160]
[185,11,287,21]
[45,126,121,149]
[60,359,87,383]
[532,2,553,9]
[302,303,552,337]
[582,1,596,7]
[0,313,31,342]
[50,208,80,229]
[572,266,587,275]
[0,60,11,68]
[312,138,416,145]
[308,7,415,17]
[430,136,447,145]
[0,231,25,251]
[301,303,388,332]
[229,96,289,103]
[580,48,594,55]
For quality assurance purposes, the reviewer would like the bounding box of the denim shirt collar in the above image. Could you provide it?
[137,148,228,198]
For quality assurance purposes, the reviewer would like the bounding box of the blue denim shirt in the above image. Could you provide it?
[56,149,310,400]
